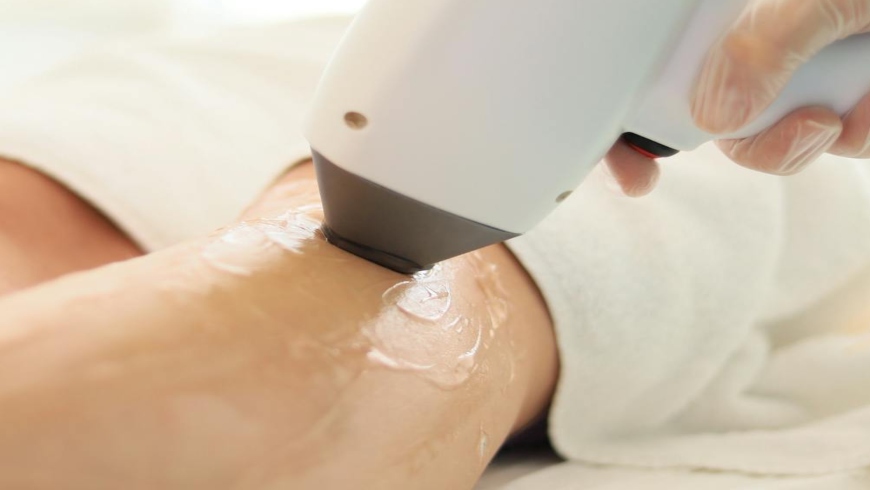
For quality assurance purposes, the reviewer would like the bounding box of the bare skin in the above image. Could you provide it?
[0,158,141,294]
[0,161,558,489]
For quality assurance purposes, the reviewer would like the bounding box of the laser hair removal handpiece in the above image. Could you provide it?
[305,0,870,274]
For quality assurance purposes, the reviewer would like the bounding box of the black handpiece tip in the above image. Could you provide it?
[322,224,430,275]
[623,133,680,158]
[312,149,517,277]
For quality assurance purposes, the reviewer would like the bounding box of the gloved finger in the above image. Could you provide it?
[603,140,661,197]
[717,106,843,175]
[692,0,870,134]
[831,91,870,158]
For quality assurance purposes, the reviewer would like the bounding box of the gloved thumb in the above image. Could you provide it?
[691,0,870,134]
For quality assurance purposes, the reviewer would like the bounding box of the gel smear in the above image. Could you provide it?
[201,209,325,277]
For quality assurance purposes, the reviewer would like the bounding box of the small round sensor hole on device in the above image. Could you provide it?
[344,112,369,130]
[556,191,573,203]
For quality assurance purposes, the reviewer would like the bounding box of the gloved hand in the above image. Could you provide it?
[605,0,870,197]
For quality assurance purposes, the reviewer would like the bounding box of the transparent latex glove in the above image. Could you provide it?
[605,0,870,197]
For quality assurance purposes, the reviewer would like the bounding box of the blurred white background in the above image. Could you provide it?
[0,0,367,89]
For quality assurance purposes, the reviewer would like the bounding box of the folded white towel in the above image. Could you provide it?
[0,17,349,250]
[510,147,870,475]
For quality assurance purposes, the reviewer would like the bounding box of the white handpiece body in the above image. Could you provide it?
[305,0,870,271]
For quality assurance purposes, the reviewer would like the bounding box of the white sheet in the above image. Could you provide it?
[481,460,870,490]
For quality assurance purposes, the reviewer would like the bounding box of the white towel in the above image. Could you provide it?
[0,17,349,250]
[0,17,868,489]
[509,147,870,475]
